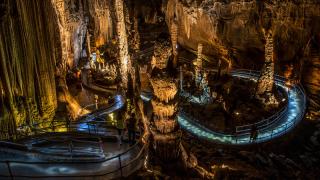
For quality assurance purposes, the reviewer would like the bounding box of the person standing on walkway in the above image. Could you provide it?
[116,112,125,145]
[127,113,137,145]
[250,124,258,142]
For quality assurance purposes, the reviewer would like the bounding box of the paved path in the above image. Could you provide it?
[0,94,146,179]
[140,69,306,145]
[177,69,307,145]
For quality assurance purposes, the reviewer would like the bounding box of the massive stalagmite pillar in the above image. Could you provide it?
[150,39,180,161]
[115,0,130,89]
[150,77,180,161]
[256,29,278,106]
[256,29,275,95]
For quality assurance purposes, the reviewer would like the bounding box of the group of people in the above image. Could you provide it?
[116,112,138,146]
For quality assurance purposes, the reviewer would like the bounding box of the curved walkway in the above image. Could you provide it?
[0,88,147,179]
[177,69,307,145]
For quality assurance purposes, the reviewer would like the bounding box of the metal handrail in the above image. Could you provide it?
[0,98,146,178]
[0,125,147,179]
[0,141,147,179]
[178,69,307,145]
[231,70,290,133]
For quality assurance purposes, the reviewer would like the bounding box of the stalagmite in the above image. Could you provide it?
[257,29,274,94]
[150,39,180,161]
[150,76,180,161]
[256,29,278,106]
[194,43,203,85]
[133,15,140,51]
[171,20,179,67]
[115,0,130,89]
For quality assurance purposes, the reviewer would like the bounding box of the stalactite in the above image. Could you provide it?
[87,0,113,47]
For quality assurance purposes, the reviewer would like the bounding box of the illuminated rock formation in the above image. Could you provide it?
[115,0,130,89]
[87,0,113,47]
[256,29,278,106]
[194,43,203,85]
[171,20,179,67]
[150,78,178,103]
[151,39,173,70]
[150,76,180,161]
[256,29,275,94]
[0,0,59,135]
[150,38,180,161]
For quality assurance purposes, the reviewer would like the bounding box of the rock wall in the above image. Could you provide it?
[0,0,60,135]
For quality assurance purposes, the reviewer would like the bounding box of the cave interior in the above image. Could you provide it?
[0,0,320,179]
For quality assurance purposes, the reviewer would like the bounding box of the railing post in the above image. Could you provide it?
[285,124,288,133]
[118,155,123,177]
[6,161,13,180]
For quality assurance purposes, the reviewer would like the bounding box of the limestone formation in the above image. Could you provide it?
[0,0,59,134]
[115,0,130,89]
[171,20,179,67]
[255,29,278,107]
[151,40,173,70]
[150,39,180,161]
[256,29,275,95]
[194,43,203,85]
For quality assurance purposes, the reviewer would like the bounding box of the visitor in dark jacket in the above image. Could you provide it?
[127,113,137,145]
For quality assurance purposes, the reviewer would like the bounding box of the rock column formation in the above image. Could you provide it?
[115,0,130,89]
[256,29,275,95]
[194,43,203,86]
[256,29,278,106]
[171,21,179,67]
[0,0,59,137]
[150,39,180,161]
[150,77,180,161]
